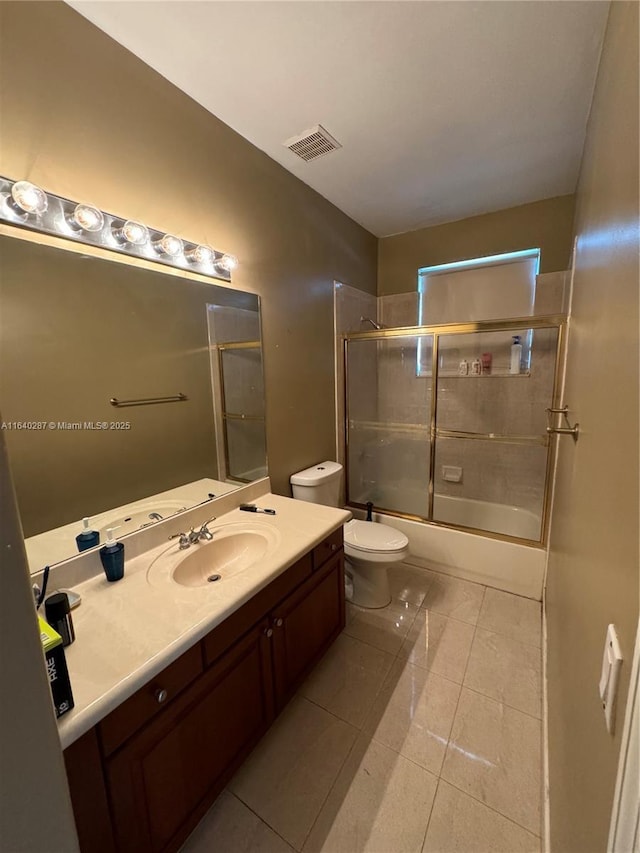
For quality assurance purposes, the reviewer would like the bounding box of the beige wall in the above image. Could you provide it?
[0,429,79,852]
[546,3,639,851]
[0,1,377,498]
[378,195,576,295]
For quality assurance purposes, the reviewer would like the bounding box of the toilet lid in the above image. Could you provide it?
[343,519,408,553]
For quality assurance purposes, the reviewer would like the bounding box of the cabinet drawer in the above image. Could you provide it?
[100,644,203,757]
[312,528,343,571]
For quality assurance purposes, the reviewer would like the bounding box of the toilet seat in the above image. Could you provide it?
[343,519,408,554]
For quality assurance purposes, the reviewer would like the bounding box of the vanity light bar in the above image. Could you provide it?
[0,177,238,283]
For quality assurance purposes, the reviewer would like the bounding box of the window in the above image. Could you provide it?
[418,248,540,326]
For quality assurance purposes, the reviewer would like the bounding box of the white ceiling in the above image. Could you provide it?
[67,1,609,237]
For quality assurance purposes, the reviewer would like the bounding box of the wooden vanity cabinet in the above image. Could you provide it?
[106,621,274,853]
[64,530,344,853]
[272,551,345,710]
[64,728,117,853]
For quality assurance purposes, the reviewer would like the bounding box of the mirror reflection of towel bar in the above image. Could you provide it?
[110,393,188,407]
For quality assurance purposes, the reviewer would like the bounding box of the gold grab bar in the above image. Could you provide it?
[110,393,187,407]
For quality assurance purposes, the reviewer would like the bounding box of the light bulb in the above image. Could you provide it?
[186,244,215,265]
[10,180,48,215]
[112,219,149,246]
[68,203,104,232]
[217,254,238,272]
[153,233,183,257]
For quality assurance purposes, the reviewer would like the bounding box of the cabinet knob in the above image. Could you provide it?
[274,618,283,628]
[264,628,273,638]
[330,543,338,552]
[155,688,168,704]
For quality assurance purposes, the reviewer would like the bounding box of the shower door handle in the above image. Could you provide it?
[546,406,579,442]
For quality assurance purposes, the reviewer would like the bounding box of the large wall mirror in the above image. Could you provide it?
[0,232,267,573]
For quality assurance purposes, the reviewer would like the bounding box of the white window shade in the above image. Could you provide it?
[419,252,539,325]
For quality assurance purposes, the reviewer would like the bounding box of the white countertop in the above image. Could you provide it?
[58,494,351,749]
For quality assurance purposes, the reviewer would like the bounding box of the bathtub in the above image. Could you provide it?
[350,486,545,600]
[432,494,541,541]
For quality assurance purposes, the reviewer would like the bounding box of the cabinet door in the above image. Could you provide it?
[271,551,345,710]
[106,622,274,853]
[64,728,116,853]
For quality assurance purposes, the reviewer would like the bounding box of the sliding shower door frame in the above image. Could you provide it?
[343,314,567,548]
[216,339,265,484]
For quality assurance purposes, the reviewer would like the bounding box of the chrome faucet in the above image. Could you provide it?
[189,518,216,544]
[169,531,191,550]
[169,518,216,549]
[149,512,164,521]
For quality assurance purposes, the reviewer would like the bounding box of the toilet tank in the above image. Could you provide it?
[290,461,343,507]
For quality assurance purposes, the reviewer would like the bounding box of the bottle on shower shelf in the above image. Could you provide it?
[510,335,523,374]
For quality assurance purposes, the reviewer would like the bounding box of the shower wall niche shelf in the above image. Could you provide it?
[439,370,531,378]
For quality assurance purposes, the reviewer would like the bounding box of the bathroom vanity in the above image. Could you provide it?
[59,497,347,853]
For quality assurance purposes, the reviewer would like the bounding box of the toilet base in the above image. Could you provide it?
[345,557,392,609]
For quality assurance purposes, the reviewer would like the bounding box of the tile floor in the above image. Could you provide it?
[182,565,543,853]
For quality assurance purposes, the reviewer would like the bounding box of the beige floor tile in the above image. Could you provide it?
[363,659,460,775]
[423,781,540,853]
[344,599,418,655]
[441,689,541,835]
[388,564,435,607]
[303,736,438,853]
[181,791,294,853]
[299,633,395,728]
[421,574,485,625]
[477,588,541,647]
[464,628,542,718]
[229,697,358,850]
[399,610,475,683]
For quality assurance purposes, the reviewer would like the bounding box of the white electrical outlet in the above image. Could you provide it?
[599,623,623,735]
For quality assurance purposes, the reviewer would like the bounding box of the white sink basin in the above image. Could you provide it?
[147,522,281,589]
[99,501,187,537]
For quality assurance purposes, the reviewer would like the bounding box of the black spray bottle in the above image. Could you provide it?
[100,527,124,582]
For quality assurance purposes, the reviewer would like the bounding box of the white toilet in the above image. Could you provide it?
[290,461,409,609]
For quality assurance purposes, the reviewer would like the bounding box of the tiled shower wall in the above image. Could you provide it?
[337,272,567,527]
[434,327,558,517]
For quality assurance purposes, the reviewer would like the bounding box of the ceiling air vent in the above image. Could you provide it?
[284,125,342,162]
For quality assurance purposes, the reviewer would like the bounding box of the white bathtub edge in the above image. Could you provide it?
[385,514,545,601]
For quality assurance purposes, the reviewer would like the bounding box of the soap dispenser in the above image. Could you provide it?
[76,517,99,552]
[100,527,124,582]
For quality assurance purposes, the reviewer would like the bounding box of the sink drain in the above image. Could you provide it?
[207,574,222,583]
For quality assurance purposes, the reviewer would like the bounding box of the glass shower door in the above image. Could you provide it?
[345,333,433,517]
[433,325,559,540]
[218,342,267,482]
